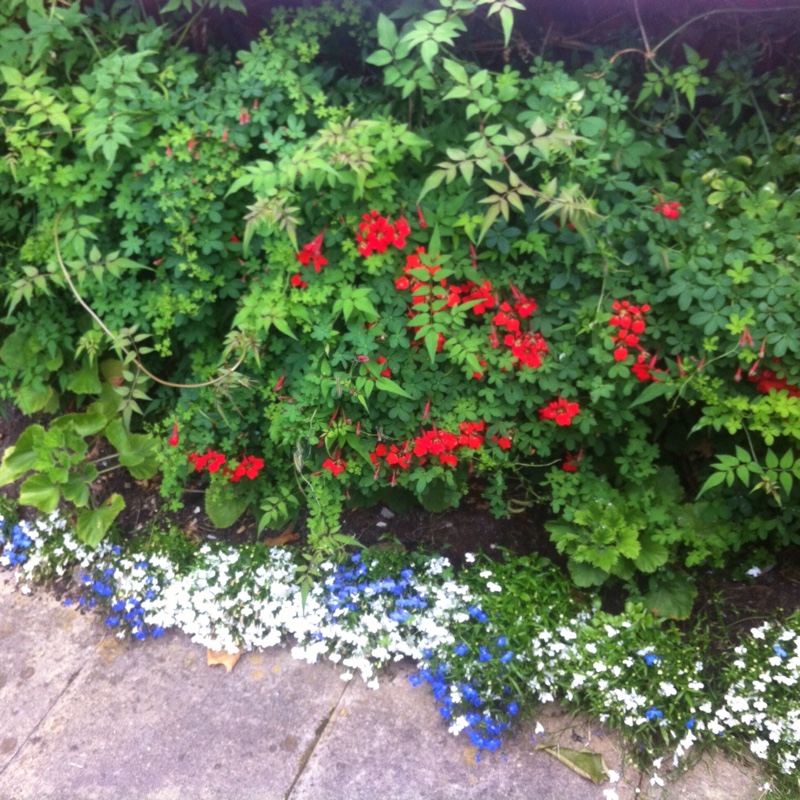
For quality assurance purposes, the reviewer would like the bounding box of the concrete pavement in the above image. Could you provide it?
[0,571,765,800]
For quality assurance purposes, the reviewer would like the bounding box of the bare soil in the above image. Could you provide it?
[3,402,800,630]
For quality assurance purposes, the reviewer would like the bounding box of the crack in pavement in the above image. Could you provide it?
[284,679,351,800]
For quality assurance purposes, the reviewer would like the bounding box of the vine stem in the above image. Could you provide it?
[53,212,246,390]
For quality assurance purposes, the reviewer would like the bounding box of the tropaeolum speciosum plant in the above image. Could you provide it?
[1,0,800,613]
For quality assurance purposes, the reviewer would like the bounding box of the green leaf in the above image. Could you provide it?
[51,412,107,438]
[634,534,669,573]
[629,381,671,409]
[366,50,393,67]
[567,557,608,587]
[644,572,697,620]
[19,473,61,513]
[76,495,125,547]
[375,376,412,399]
[442,58,468,84]
[0,425,45,486]
[205,482,249,529]
[376,13,398,49]
[499,7,514,47]
[695,470,726,500]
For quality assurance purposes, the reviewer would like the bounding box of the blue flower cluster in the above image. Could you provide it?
[322,553,428,624]
[74,557,164,641]
[410,627,520,756]
[0,520,33,567]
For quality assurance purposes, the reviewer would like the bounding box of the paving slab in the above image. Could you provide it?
[0,621,348,800]
[290,661,617,800]
[0,580,102,774]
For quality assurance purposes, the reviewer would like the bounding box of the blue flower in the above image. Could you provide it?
[389,609,410,624]
[132,630,147,640]
[151,626,165,638]
[105,616,120,627]
[645,706,664,721]
[421,648,433,660]
[454,643,468,657]
[478,646,492,662]
[350,552,361,563]
[500,651,514,663]
[686,717,695,729]
[495,636,507,647]
[507,702,519,716]
[643,654,661,666]
[111,545,122,555]
[439,706,451,720]
[408,674,423,687]
[92,581,113,597]
[774,645,788,659]
[111,600,125,613]
[62,599,73,607]
[465,712,481,726]
[145,590,157,601]
[400,568,414,581]
[134,561,149,570]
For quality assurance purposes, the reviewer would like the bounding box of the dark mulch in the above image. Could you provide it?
[2,402,800,631]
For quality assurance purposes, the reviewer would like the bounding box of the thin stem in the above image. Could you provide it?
[632,0,652,56]
[53,212,247,390]
[652,6,800,56]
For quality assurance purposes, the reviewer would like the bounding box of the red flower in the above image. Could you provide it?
[492,434,512,450]
[416,204,427,229]
[539,398,580,426]
[295,230,327,272]
[562,450,582,472]
[395,276,410,291]
[654,201,681,220]
[230,455,264,482]
[168,423,179,447]
[290,273,307,289]
[322,458,346,477]
[377,355,392,377]
[187,449,226,473]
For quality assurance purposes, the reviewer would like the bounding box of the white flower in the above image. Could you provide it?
[479,570,492,578]
[534,721,545,735]
[750,738,769,760]
[464,553,475,563]
[486,581,502,593]
[607,769,620,783]
[602,790,619,800]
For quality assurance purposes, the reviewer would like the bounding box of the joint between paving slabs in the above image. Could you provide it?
[0,662,85,779]
[283,678,351,800]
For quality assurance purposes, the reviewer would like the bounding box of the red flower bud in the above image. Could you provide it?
[168,423,179,447]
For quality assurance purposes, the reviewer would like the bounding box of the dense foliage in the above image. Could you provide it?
[1,0,800,615]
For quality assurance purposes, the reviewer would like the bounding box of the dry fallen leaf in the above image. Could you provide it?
[263,526,300,548]
[536,744,610,784]
[206,649,241,673]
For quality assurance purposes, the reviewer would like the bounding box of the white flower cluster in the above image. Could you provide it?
[6,512,800,789]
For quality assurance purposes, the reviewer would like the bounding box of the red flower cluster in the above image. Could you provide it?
[187,450,265,482]
[290,273,308,289]
[491,288,547,369]
[188,449,227,473]
[631,352,663,383]
[322,457,347,477]
[370,422,487,476]
[229,455,265,483]
[562,450,583,472]
[539,398,580,426]
[654,200,681,219]
[295,230,327,272]
[748,366,800,398]
[356,211,410,257]
[609,300,650,362]
[377,355,392,377]
[370,441,414,472]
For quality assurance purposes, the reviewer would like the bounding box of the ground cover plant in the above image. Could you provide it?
[1,0,800,791]
[0,508,795,796]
